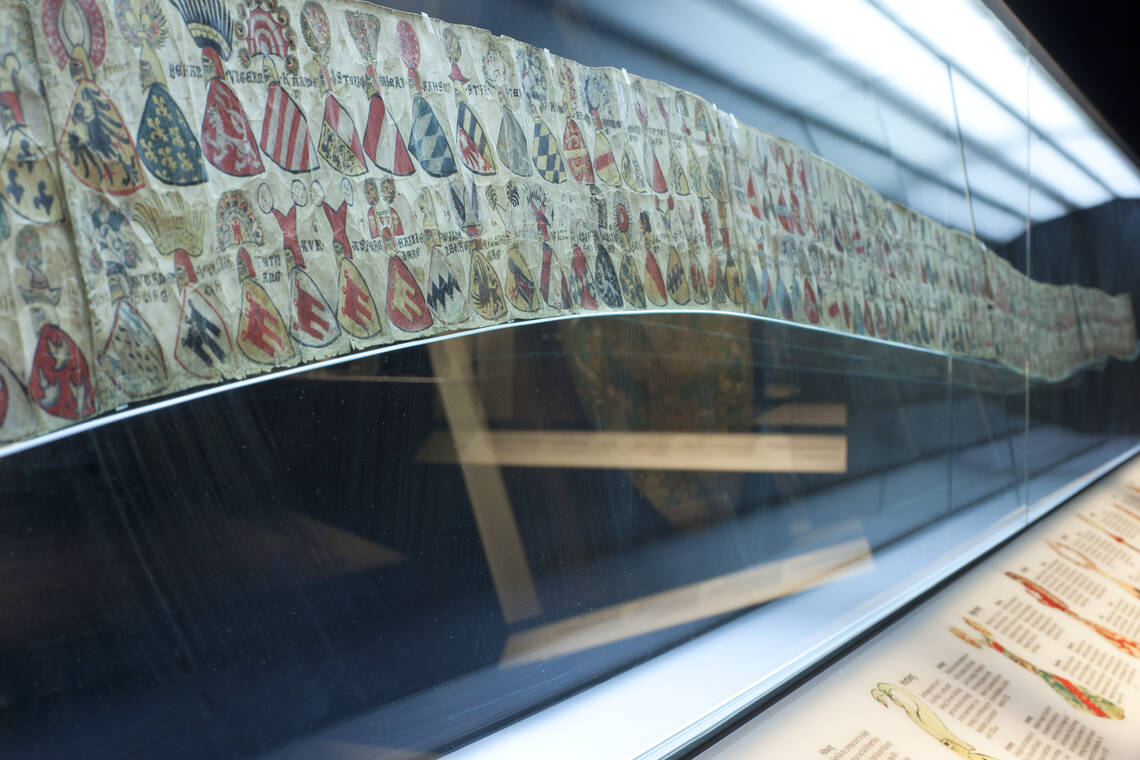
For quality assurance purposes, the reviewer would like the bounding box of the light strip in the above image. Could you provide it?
[566,0,1138,240]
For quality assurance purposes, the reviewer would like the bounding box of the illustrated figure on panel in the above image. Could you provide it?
[558,63,594,184]
[656,96,688,196]
[257,180,340,349]
[89,200,168,397]
[589,190,622,309]
[301,0,366,176]
[0,19,65,223]
[321,181,384,339]
[950,618,1123,719]
[516,45,566,185]
[1005,571,1140,658]
[527,185,574,311]
[114,0,207,185]
[1047,539,1140,600]
[442,26,496,176]
[675,93,706,200]
[583,71,622,187]
[344,8,415,176]
[638,210,667,307]
[168,0,263,177]
[569,219,598,310]
[134,193,237,378]
[18,227,96,421]
[416,185,467,325]
[44,0,145,194]
[397,19,457,178]
[613,196,646,309]
[654,196,690,305]
[234,246,294,365]
[611,79,646,192]
[871,683,1001,760]
[244,0,319,174]
[374,181,432,333]
[483,39,530,178]
[631,81,666,194]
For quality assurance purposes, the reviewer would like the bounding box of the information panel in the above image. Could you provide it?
[702,457,1140,760]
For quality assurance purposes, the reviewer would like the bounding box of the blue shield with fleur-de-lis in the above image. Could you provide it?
[137,83,207,186]
[408,93,457,178]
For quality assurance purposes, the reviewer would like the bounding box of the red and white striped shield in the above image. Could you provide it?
[363,93,415,176]
[260,82,318,173]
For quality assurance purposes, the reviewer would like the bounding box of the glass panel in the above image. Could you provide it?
[2,0,1134,758]
[0,312,1042,758]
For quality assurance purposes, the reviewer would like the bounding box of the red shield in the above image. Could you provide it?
[27,324,95,420]
[202,79,264,176]
[386,256,433,333]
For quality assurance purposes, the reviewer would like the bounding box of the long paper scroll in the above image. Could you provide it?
[0,0,1135,446]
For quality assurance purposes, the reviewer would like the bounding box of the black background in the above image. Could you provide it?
[1004,0,1140,158]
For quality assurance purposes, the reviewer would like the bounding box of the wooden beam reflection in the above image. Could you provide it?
[428,341,542,624]
[500,537,872,666]
[756,403,847,427]
[420,431,848,474]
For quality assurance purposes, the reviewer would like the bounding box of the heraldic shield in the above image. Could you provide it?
[408,93,457,178]
[27,324,96,420]
[173,281,236,380]
[385,255,432,333]
[0,128,65,223]
[563,118,594,184]
[137,83,208,186]
[468,248,507,321]
[98,299,169,398]
[571,244,598,310]
[237,268,295,365]
[455,100,495,175]
[318,93,367,176]
[59,81,146,196]
[261,82,318,174]
[619,253,647,309]
[288,266,340,348]
[362,92,415,176]
[496,104,531,177]
[202,78,264,177]
[666,247,691,305]
[505,242,540,313]
[425,247,467,324]
[337,256,384,338]
[593,240,623,309]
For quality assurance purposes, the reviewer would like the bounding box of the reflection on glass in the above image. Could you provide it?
[0,312,1044,759]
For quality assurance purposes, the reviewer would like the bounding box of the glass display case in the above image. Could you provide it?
[0,0,1137,758]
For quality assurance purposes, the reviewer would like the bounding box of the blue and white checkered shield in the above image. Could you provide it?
[532,119,567,184]
[408,94,458,178]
